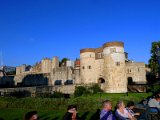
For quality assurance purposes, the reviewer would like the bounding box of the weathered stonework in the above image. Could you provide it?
[10,41,147,93]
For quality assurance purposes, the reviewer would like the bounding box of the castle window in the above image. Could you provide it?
[127,69,132,73]
[97,53,102,58]
[116,62,120,66]
[88,66,91,69]
[138,68,140,72]
[98,78,105,83]
[110,48,116,53]
[82,66,85,69]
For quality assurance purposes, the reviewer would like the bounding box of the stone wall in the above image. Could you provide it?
[0,85,76,96]
[14,73,51,86]
[80,51,96,84]
[32,62,42,73]
[13,41,147,93]
[51,67,74,85]
[126,62,146,84]
[103,45,127,93]
[41,58,52,73]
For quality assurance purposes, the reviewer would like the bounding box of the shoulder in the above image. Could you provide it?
[62,112,72,120]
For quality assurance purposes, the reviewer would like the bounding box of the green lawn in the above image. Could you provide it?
[0,93,152,120]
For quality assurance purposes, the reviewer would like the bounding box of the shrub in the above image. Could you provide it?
[89,84,103,94]
[52,91,64,98]
[74,86,90,97]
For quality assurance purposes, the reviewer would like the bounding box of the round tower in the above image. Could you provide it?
[80,48,96,84]
[103,41,127,93]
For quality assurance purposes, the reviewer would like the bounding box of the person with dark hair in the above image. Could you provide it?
[24,111,39,120]
[100,100,116,120]
[126,101,140,118]
[62,105,80,120]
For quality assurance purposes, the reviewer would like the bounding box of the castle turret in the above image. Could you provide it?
[103,41,127,93]
[52,57,59,69]
[80,48,96,84]
[41,58,51,73]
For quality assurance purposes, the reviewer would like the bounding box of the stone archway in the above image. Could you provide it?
[128,77,133,85]
[98,78,105,83]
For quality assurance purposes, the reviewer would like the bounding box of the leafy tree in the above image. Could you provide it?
[148,41,160,75]
[59,58,69,67]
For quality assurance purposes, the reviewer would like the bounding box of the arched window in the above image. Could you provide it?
[98,78,105,83]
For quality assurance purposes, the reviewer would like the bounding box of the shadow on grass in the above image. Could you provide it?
[42,117,51,120]
[89,109,100,120]
[52,117,59,120]
[80,111,89,120]
[39,113,50,119]
[0,118,4,120]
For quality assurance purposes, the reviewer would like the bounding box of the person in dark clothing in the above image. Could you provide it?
[24,111,39,120]
[62,105,80,120]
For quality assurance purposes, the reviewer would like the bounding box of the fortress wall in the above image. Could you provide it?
[126,62,146,84]
[14,73,51,86]
[51,67,74,85]
[41,58,52,73]
[94,59,104,82]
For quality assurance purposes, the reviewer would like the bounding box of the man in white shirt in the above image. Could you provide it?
[148,95,160,112]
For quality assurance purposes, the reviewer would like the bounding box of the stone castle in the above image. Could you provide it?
[14,41,146,93]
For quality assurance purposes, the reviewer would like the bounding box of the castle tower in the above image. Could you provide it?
[103,42,127,93]
[52,57,59,69]
[80,48,96,84]
[41,58,52,73]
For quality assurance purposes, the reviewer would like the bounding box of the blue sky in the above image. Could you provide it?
[0,0,160,66]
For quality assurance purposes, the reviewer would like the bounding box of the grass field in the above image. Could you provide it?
[0,93,152,120]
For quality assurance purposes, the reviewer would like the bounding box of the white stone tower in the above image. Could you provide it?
[103,41,127,93]
[80,48,96,84]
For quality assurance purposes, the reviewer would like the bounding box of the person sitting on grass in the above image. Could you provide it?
[100,100,116,120]
[62,105,80,120]
[126,101,140,118]
[24,111,39,120]
[115,101,135,120]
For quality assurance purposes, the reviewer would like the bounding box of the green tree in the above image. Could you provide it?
[148,41,160,75]
[59,58,69,67]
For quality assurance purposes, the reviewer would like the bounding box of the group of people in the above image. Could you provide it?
[100,100,140,120]
[24,93,160,120]
[24,100,140,120]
